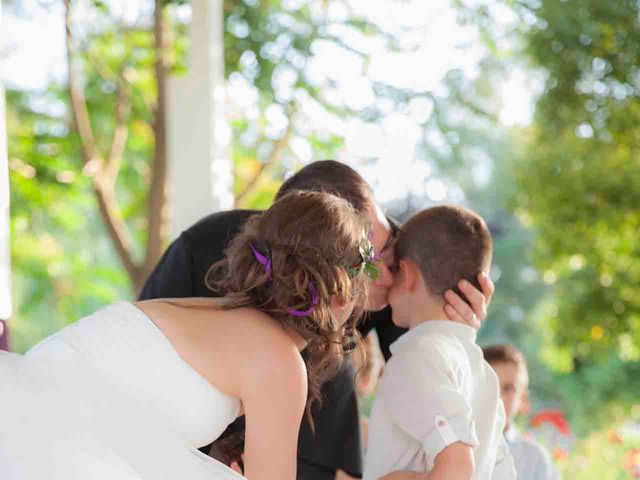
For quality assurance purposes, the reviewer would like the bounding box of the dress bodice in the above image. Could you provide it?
[26,301,240,449]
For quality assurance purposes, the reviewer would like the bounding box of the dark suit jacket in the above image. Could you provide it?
[139,209,407,479]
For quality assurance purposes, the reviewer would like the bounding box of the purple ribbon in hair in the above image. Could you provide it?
[288,282,320,317]
[249,243,319,317]
[249,243,272,278]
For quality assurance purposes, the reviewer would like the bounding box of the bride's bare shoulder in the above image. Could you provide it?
[136,299,297,350]
[220,307,300,347]
[135,297,220,309]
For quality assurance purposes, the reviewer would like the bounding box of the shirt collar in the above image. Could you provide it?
[390,320,477,355]
[505,424,521,443]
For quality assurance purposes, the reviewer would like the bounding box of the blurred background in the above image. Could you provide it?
[1,0,639,477]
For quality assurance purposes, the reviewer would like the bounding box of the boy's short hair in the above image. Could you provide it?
[395,205,492,300]
[482,344,529,386]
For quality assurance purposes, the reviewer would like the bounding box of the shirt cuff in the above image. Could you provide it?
[422,414,479,465]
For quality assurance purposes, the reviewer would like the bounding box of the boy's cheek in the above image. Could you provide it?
[388,284,401,304]
[501,392,522,420]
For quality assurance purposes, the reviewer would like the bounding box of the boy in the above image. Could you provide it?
[483,345,559,480]
[364,205,515,480]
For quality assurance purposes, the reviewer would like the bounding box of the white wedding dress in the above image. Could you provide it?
[0,302,246,479]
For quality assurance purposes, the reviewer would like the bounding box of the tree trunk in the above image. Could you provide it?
[143,0,171,288]
[64,0,173,296]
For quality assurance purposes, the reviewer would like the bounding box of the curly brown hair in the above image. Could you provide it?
[206,191,370,424]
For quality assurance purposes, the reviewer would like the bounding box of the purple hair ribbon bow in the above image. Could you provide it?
[249,243,319,317]
[249,243,272,278]
[288,282,319,317]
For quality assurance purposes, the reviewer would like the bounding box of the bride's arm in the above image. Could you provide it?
[237,336,308,480]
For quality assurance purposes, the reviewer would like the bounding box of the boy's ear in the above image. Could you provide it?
[397,259,420,292]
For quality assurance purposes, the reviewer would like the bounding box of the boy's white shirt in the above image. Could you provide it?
[363,320,517,480]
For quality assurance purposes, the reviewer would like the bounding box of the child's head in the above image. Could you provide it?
[483,344,529,429]
[389,205,492,327]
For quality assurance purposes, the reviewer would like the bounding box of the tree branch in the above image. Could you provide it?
[235,112,296,206]
[93,178,140,282]
[64,0,100,173]
[142,0,171,281]
[105,65,132,182]
[64,0,140,284]
[85,47,116,83]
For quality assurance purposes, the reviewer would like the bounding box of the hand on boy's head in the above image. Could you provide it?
[443,272,494,330]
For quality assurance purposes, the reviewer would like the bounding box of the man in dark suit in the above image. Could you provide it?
[139,160,494,480]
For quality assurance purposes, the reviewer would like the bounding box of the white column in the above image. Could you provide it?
[0,2,13,340]
[167,0,233,238]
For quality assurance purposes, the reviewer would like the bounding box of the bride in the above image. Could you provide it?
[0,191,377,480]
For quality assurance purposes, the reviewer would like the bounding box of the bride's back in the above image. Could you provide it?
[135,297,304,416]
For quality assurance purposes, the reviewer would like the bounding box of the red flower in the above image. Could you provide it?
[623,448,640,472]
[530,409,571,437]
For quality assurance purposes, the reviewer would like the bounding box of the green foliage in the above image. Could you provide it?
[505,0,640,364]
[221,0,395,204]
[452,0,640,430]
[7,85,134,352]
[407,0,640,435]
[556,425,640,479]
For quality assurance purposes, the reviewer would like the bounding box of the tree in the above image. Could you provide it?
[62,0,172,292]
[508,0,640,364]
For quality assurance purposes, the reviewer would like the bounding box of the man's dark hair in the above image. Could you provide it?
[395,205,492,299]
[276,160,373,214]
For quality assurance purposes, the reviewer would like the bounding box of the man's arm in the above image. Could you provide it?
[138,234,195,300]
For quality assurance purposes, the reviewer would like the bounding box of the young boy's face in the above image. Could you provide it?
[491,361,528,429]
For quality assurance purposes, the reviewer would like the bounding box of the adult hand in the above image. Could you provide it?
[230,461,243,474]
[230,453,245,475]
[443,272,495,330]
[336,469,358,480]
[379,471,428,480]
[336,471,428,480]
